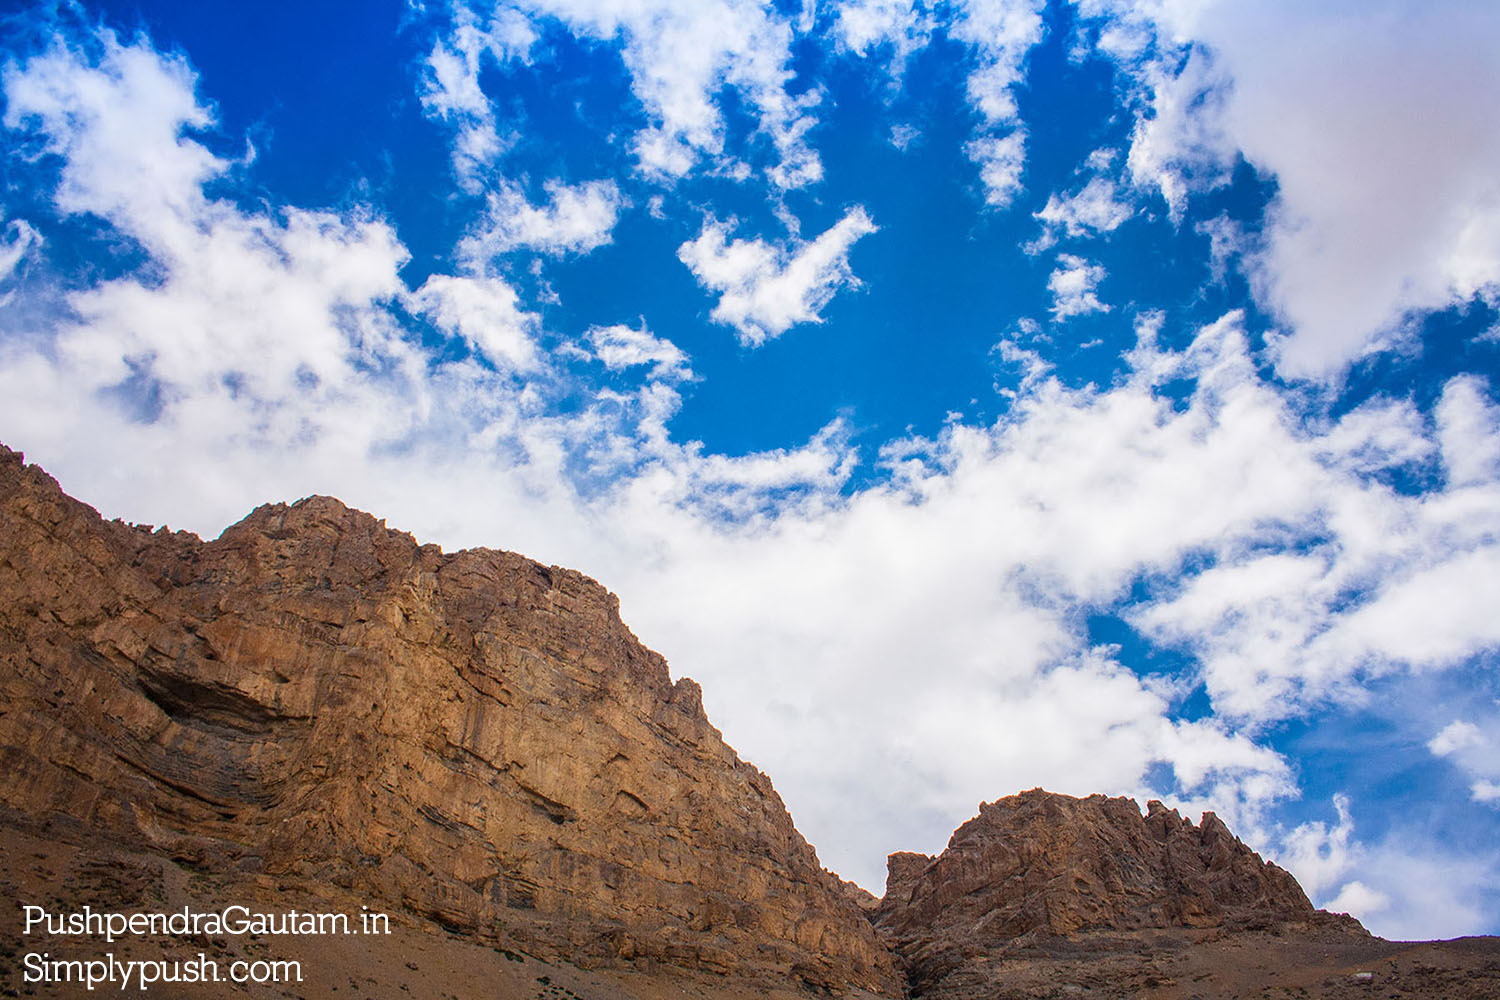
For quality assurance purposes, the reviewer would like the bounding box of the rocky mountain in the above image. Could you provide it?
[4,441,1498,1000]
[0,444,898,994]
[872,789,1364,997]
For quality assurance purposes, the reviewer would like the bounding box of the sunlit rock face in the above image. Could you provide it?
[874,788,1353,996]
[0,443,900,995]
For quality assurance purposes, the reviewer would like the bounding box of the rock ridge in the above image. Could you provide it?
[873,788,1357,996]
[0,444,899,994]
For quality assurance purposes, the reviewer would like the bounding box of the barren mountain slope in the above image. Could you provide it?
[0,443,898,995]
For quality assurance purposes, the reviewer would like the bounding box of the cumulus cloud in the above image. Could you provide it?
[459,178,624,264]
[1048,253,1109,318]
[1,28,414,431]
[1437,375,1500,488]
[1078,0,1500,376]
[1323,881,1390,920]
[1255,774,1500,939]
[677,207,877,346]
[1338,839,1500,940]
[1126,376,1500,725]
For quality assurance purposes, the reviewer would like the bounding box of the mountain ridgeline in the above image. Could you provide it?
[4,442,1495,999]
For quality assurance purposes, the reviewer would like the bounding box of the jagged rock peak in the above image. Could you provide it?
[0,443,900,994]
[878,789,1316,939]
[873,789,1345,996]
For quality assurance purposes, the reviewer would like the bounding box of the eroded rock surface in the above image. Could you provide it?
[0,444,899,994]
[874,789,1357,996]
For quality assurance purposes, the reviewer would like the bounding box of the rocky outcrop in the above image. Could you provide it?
[0,444,899,994]
[874,789,1339,995]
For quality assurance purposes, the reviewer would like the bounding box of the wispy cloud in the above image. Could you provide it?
[489,0,820,188]
[459,179,624,265]
[419,2,536,187]
[587,323,693,382]
[951,0,1046,206]
[1031,177,1133,252]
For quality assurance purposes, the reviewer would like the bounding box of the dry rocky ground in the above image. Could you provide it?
[0,824,885,1000]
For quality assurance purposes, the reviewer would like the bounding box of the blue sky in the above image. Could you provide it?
[4,0,1500,939]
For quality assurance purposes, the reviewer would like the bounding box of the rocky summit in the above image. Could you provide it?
[872,789,1364,997]
[3,442,1499,1000]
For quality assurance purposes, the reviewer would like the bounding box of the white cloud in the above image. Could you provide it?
[1425,707,1500,808]
[503,0,820,188]
[950,0,1045,126]
[677,207,877,346]
[1196,213,1246,282]
[459,178,623,264]
[1275,794,1499,939]
[1121,45,1234,221]
[1098,350,1500,725]
[0,216,40,279]
[831,0,931,66]
[409,274,540,371]
[1079,0,1500,376]
[1336,840,1500,940]
[2,32,225,238]
[587,323,692,382]
[950,0,1047,206]
[1048,253,1109,318]
[420,2,536,186]
[1280,793,1360,899]
[1430,720,1484,758]
[965,131,1028,209]
[1032,177,1133,251]
[1323,880,1389,920]
[1,29,414,423]
[422,3,535,119]
[1437,375,1500,488]
[889,123,920,151]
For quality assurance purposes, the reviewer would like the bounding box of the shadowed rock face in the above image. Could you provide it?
[874,789,1343,995]
[0,444,899,994]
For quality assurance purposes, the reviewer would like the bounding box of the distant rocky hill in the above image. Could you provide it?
[872,789,1361,997]
[3,442,1497,1000]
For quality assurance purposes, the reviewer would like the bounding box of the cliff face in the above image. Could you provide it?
[873,789,1335,996]
[0,445,899,994]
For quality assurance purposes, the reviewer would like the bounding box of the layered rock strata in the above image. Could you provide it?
[874,789,1340,995]
[0,445,899,994]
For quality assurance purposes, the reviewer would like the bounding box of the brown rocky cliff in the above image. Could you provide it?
[874,789,1351,996]
[0,444,900,994]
